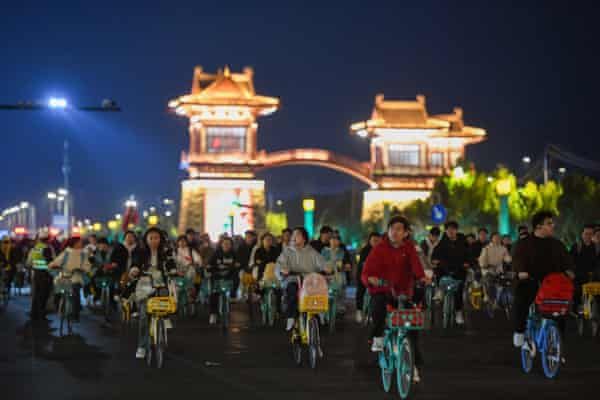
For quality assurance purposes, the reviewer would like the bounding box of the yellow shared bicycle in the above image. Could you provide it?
[290,273,329,369]
[145,292,177,368]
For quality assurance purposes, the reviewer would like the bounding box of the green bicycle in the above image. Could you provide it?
[379,295,424,399]
[439,276,461,329]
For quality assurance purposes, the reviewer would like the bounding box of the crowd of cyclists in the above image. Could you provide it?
[1,210,599,385]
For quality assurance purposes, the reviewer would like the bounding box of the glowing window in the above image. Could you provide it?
[430,152,443,167]
[206,126,246,153]
[388,144,420,167]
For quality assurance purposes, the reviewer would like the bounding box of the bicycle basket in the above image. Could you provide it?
[388,308,424,330]
[535,273,574,316]
[583,282,600,297]
[53,277,73,294]
[147,296,177,315]
[174,276,190,288]
[212,279,233,293]
[263,263,277,281]
[439,276,460,291]
[299,295,329,313]
[95,276,112,288]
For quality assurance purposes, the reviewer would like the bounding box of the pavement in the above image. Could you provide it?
[1,290,599,400]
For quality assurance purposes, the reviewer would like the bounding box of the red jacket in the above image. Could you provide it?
[361,236,425,296]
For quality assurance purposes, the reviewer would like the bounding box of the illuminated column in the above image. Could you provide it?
[303,199,315,240]
[179,179,264,238]
[496,178,511,236]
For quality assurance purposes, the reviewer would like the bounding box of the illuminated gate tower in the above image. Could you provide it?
[350,94,485,219]
[170,66,487,236]
[169,66,279,236]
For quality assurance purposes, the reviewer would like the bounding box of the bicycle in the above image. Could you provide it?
[173,275,191,319]
[120,295,134,326]
[95,274,114,321]
[259,280,280,327]
[51,268,83,336]
[289,273,328,369]
[423,270,435,323]
[466,269,483,311]
[376,281,425,400]
[145,292,176,369]
[362,290,373,327]
[439,276,461,329]
[212,278,233,330]
[324,274,340,334]
[578,281,600,337]
[486,272,514,320]
[521,303,565,379]
[0,275,9,310]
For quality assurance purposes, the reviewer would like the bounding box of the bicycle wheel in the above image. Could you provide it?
[577,316,585,336]
[541,323,562,379]
[443,294,454,329]
[102,288,110,320]
[292,332,302,366]
[379,334,394,393]
[328,298,337,334]
[146,318,154,367]
[220,292,229,331]
[156,319,166,369]
[308,316,320,369]
[362,292,371,327]
[58,296,66,336]
[267,290,277,327]
[396,336,414,400]
[520,332,534,373]
[591,299,599,337]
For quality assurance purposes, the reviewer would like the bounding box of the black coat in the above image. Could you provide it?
[513,235,574,282]
[208,248,239,280]
[111,243,145,276]
[432,234,470,278]
[252,246,280,280]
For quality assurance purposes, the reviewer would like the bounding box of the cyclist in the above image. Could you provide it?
[237,230,258,300]
[48,236,92,322]
[479,232,511,303]
[569,224,599,314]
[431,221,470,325]
[1,236,20,298]
[206,237,239,325]
[278,228,293,254]
[92,237,119,307]
[321,233,352,315]
[512,211,575,354]
[355,232,381,323]
[276,227,327,331]
[362,216,427,383]
[174,236,201,279]
[250,232,281,282]
[310,226,333,253]
[27,232,56,321]
[135,227,176,359]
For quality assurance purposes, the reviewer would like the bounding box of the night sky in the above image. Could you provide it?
[2,1,598,222]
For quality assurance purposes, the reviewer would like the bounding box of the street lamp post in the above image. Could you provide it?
[302,199,315,240]
[495,178,512,236]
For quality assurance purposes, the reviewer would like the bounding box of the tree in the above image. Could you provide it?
[556,174,600,244]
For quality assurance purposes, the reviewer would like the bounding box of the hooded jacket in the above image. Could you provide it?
[275,244,326,279]
[361,236,425,296]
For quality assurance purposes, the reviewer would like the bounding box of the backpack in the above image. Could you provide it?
[535,272,574,316]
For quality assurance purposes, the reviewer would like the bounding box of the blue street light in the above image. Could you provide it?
[48,97,68,109]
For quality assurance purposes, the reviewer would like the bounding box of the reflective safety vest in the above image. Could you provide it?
[31,243,49,270]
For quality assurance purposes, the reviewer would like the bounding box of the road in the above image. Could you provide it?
[1,292,599,400]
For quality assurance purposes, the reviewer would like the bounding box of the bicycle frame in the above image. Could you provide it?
[379,298,423,399]
[522,305,563,379]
